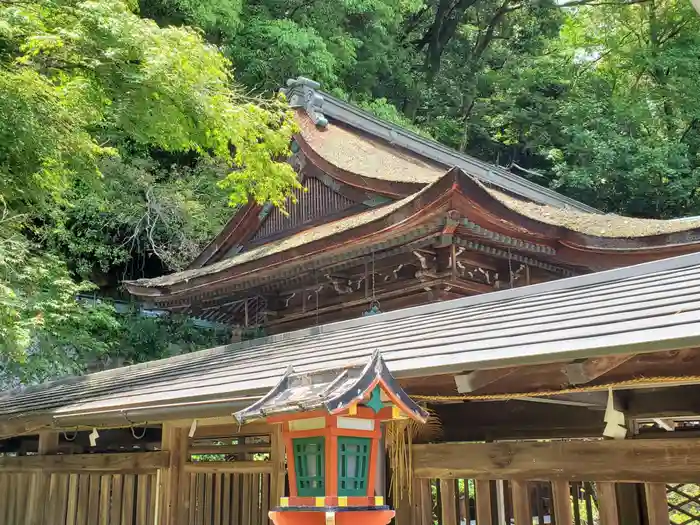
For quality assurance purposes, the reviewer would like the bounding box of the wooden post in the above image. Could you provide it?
[616,483,643,524]
[511,480,531,525]
[644,483,670,525]
[413,478,433,525]
[30,431,59,525]
[552,481,573,525]
[270,424,286,512]
[496,480,507,525]
[38,431,59,454]
[440,479,458,525]
[395,489,413,525]
[159,424,189,525]
[597,482,620,525]
[475,479,492,525]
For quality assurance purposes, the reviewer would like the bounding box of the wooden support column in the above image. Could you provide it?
[644,483,670,525]
[552,481,573,525]
[597,482,620,525]
[395,489,413,525]
[475,479,492,525]
[440,479,458,525]
[511,480,531,525]
[159,424,189,525]
[270,424,286,510]
[616,483,643,524]
[38,431,59,454]
[28,431,59,525]
[411,478,433,525]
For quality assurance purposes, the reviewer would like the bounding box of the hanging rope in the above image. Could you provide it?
[131,426,147,440]
[315,272,319,326]
[508,247,514,289]
[363,250,381,316]
[413,375,700,403]
[371,250,376,302]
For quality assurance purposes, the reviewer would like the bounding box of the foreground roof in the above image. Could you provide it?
[4,250,700,430]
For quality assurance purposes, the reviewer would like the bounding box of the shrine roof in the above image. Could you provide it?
[4,250,700,429]
[125,168,700,295]
[284,77,598,212]
[124,185,419,291]
[296,111,444,185]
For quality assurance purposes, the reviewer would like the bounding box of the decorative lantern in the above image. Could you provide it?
[235,350,428,525]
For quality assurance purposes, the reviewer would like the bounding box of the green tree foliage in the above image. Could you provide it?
[4,0,700,384]
[156,0,700,217]
[0,0,299,382]
[0,211,120,385]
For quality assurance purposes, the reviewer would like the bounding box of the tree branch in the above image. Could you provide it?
[556,0,651,7]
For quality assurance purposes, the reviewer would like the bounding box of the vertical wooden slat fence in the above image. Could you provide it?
[0,452,167,525]
[0,423,283,525]
[182,468,272,525]
[410,440,700,525]
[408,477,684,525]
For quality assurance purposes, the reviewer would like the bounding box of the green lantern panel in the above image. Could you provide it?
[293,437,325,496]
[338,437,371,496]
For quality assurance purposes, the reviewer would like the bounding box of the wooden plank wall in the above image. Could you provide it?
[0,452,165,525]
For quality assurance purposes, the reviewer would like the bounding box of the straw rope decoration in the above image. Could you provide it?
[412,375,700,402]
[385,407,443,506]
[384,375,700,504]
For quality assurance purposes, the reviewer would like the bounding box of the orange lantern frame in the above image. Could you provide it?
[235,351,428,525]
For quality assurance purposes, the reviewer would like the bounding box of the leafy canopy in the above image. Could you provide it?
[0,0,300,382]
[0,0,300,210]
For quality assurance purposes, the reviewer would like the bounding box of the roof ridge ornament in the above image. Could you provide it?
[282,76,329,129]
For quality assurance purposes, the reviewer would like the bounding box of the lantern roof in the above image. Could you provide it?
[234,350,428,425]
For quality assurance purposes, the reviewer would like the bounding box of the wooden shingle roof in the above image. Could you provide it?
[4,250,700,430]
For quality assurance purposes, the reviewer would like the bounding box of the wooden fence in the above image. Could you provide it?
[0,423,284,525]
[0,452,166,525]
[4,430,700,525]
[402,439,700,525]
[182,466,272,525]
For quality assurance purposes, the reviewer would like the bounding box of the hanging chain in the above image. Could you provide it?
[364,250,381,315]
[371,250,376,302]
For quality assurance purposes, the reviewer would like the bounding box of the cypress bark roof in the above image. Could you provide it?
[490,188,700,238]
[125,168,700,294]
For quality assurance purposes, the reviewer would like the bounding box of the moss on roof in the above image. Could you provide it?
[489,187,700,238]
[129,195,416,289]
[297,112,444,184]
